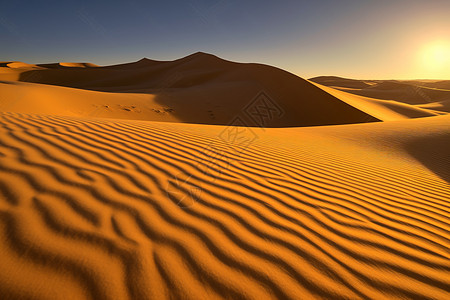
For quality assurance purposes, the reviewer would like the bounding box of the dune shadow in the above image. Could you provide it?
[0,80,18,85]
[404,134,450,184]
[17,60,381,128]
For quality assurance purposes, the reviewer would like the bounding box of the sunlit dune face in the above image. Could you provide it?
[420,40,450,71]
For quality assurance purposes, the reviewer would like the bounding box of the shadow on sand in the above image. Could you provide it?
[404,133,450,184]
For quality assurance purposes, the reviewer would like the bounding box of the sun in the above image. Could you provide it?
[420,40,450,71]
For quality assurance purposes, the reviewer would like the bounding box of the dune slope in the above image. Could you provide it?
[0,112,448,299]
[311,82,441,121]
[0,54,380,127]
[310,76,450,105]
[3,55,449,127]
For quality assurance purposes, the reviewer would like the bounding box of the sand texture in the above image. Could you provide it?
[0,54,449,299]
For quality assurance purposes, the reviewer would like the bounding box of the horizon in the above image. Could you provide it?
[5,51,450,82]
[1,0,450,80]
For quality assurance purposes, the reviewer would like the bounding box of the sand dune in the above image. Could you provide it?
[0,53,449,299]
[0,112,448,299]
[1,53,380,127]
[311,82,441,121]
[417,99,450,113]
[36,62,100,69]
[2,55,448,127]
[311,76,450,105]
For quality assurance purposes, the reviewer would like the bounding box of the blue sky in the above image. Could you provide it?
[1,0,450,79]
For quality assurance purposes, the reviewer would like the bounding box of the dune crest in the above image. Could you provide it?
[2,54,448,127]
[1,54,381,127]
[311,76,450,105]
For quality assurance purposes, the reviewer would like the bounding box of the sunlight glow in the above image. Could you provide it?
[420,40,450,71]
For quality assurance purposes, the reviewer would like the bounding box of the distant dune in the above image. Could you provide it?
[0,53,449,299]
[37,62,100,69]
[310,76,450,105]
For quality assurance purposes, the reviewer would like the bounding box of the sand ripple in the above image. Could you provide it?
[0,112,449,299]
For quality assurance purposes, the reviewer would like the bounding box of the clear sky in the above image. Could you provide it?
[1,0,449,79]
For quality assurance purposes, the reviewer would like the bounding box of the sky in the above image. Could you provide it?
[1,0,450,79]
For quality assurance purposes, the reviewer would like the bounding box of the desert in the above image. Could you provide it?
[0,53,449,299]
[1,1,450,299]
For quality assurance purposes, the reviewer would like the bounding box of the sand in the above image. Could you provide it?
[310,76,450,105]
[0,54,449,299]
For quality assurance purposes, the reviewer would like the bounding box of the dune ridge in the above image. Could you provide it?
[2,54,383,127]
[0,111,449,299]
[310,76,450,105]
[3,55,449,127]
